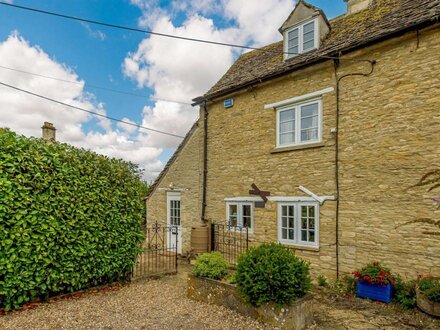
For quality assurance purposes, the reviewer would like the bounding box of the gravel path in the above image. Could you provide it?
[0,264,264,330]
[1,264,439,330]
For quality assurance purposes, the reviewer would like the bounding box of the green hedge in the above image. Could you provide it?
[235,243,311,306]
[0,129,146,310]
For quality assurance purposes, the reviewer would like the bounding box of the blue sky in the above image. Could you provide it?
[0,0,347,181]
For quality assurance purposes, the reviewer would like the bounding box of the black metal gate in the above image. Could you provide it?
[132,222,178,279]
[211,223,249,266]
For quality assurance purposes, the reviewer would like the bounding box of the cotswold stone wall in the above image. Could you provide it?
[146,123,203,254]
[203,24,440,279]
[336,25,440,278]
[147,24,440,278]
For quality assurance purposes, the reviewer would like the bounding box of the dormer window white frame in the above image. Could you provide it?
[284,17,318,60]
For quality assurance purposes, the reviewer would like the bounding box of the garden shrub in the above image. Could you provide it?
[0,129,146,310]
[418,276,440,303]
[192,252,229,280]
[317,275,329,288]
[235,243,311,306]
[394,277,417,309]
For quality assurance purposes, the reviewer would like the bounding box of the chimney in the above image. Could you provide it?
[42,122,56,143]
[344,0,372,14]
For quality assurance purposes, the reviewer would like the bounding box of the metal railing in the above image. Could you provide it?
[132,222,178,279]
[211,223,249,266]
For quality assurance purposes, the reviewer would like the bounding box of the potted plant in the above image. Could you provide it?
[416,275,440,317]
[353,261,396,303]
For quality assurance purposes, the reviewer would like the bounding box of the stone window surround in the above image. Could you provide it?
[278,202,320,248]
[283,17,318,60]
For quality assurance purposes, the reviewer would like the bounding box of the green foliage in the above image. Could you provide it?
[192,252,229,280]
[0,130,146,310]
[235,243,311,307]
[394,277,417,309]
[425,287,440,303]
[353,261,396,286]
[418,276,440,303]
[317,275,329,288]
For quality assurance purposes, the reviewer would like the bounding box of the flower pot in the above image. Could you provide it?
[416,289,440,318]
[356,280,393,303]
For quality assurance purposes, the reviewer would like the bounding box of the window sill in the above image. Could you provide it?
[271,142,325,154]
[280,242,320,252]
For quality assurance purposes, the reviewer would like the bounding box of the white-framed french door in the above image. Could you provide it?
[167,192,182,254]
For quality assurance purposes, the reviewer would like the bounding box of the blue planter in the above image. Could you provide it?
[356,280,393,303]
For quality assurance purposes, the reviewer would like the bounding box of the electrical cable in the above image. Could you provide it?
[0,80,186,139]
[0,65,192,105]
[0,2,374,63]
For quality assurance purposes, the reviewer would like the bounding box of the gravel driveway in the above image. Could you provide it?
[1,264,439,330]
[0,264,263,330]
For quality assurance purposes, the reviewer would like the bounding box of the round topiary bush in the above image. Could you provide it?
[192,252,229,280]
[235,243,311,306]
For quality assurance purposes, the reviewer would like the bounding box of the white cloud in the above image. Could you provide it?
[123,0,296,149]
[0,32,163,182]
[223,0,296,46]
[80,23,106,41]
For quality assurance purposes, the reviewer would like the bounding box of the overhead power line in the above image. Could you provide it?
[0,65,192,105]
[0,2,374,62]
[0,81,185,139]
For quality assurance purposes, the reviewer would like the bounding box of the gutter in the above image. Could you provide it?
[192,17,440,106]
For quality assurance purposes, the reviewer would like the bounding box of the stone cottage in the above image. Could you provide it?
[146,0,440,279]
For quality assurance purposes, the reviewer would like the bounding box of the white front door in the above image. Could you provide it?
[167,192,182,254]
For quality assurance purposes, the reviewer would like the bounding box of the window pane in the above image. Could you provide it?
[280,109,295,122]
[229,204,238,216]
[303,21,314,34]
[280,132,295,145]
[229,216,237,227]
[243,217,251,228]
[287,28,299,55]
[302,22,315,50]
[309,231,315,242]
[282,229,287,239]
[309,218,315,229]
[288,206,294,216]
[301,128,318,141]
[289,229,294,240]
[289,218,294,228]
[282,217,287,227]
[282,206,287,216]
[242,205,251,217]
[280,120,295,133]
[301,116,318,129]
[288,46,299,56]
[303,39,315,51]
[301,218,307,229]
[303,31,314,43]
[301,103,318,118]
[301,230,307,241]
[301,206,307,217]
[288,28,299,40]
[309,206,315,217]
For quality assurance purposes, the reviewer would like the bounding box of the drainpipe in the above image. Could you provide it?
[333,59,376,279]
[201,102,208,223]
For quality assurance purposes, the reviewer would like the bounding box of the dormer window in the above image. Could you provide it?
[284,18,317,59]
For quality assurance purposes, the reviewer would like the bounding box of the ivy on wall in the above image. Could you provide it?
[0,129,146,310]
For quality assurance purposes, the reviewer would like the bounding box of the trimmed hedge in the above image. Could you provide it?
[0,129,146,310]
[235,243,311,306]
[192,252,229,280]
